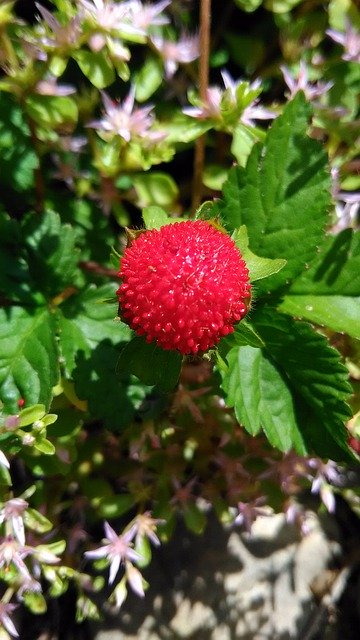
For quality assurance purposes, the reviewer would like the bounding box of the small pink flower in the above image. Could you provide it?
[88,89,165,143]
[79,0,144,37]
[36,3,82,49]
[0,498,28,545]
[85,521,142,585]
[281,61,333,101]
[183,71,275,126]
[151,32,199,78]
[35,76,76,96]
[125,561,145,597]
[0,602,19,638]
[234,497,270,533]
[327,22,360,62]
[128,0,171,32]
[126,511,163,548]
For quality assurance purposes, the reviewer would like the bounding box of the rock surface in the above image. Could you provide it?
[92,511,343,640]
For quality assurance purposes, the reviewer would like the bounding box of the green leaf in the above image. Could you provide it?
[48,196,115,265]
[26,95,78,127]
[134,55,163,101]
[34,437,56,455]
[288,229,360,296]
[0,306,59,414]
[117,336,182,392]
[73,49,115,88]
[57,284,131,376]
[163,112,212,144]
[220,307,353,460]
[218,319,265,355]
[142,206,172,230]
[22,210,79,298]
[0,213,30,301]
[203,164,229,191]
[57,284,146,430]
[222,344,305,448]
[18,404,46,427]
[280,229,360,338]
[24,508,53,533]
[133,172,179,209]
[219,93,330,293]
[232,226,287,282]
[231,123,263,166]
[183,503,207,534]
[279,296,360,340]
[0,94,38,192]
[98,494,135,519]
[23,591,47,614]
[134,535,152,568]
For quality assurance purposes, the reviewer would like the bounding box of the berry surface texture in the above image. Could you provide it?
[117,220,251,354]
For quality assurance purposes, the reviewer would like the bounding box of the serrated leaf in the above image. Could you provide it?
[289,229,360,296]
[219,93,330,293]
[73,50,115,88]
[195,201,219,222]
[218,319,265,355]
[279,295,360,340]
[0,306,59,414]
[22,210,79,298]
[222,344,305,449]
[116,336,182,392]
[280,229,360,338]
[142,206,172,230]
[57,284,131,376]
[220,307,353,460]
[232,226,287,282]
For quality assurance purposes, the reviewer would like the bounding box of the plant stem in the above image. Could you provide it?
[191,0,211,214]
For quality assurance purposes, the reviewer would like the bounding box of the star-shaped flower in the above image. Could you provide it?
[85,521,142,584]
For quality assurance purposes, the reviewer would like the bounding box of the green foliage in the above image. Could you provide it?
[0,0,359,628]
[0,94,37,193]
[219,93,331,293]
[220,307,353,459]
[280,229,360,338]
[117,336,183,392]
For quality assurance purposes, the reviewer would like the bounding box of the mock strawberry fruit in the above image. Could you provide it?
[117,220,251,355]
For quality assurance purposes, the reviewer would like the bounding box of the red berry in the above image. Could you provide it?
[117,220,251,355]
